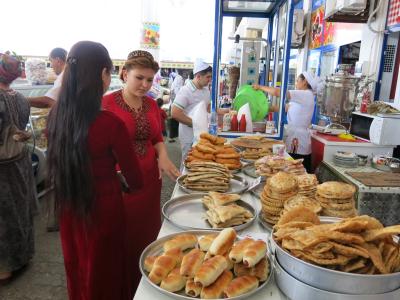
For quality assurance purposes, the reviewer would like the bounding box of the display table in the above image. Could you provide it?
[133,173,288,300]
[310,131,395,171]
[316,160,400,226]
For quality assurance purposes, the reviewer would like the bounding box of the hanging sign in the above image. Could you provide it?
[140,22,160,49]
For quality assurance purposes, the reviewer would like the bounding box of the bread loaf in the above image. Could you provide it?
[200,270,233,299]
[185,279,202,297]
[194,255,228,287]
[209,228,237,256]
[165,247,184,266]
[163,234,197,252]
[199,234,218,252]
[144,255,158,272]
[160,267,186,292]
[180,248,205,279]
[148,255,176,284]
[223,275,259,297]
[233,257,269,282]
[243,240,267,267]
[229,238,253,263]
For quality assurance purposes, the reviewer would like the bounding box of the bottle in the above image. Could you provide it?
[239,114,247,132]
[222,113,231,131]
[208,111,218,135]
[231,114,239,131]
[360,99,368,113]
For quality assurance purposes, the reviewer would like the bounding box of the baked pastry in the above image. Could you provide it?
[209,228,237,256]
[163,234,198,252]
[243,240,267,267]
[317,181,356,199]
[234,257,269,282]
[200,270,233,299]
[148,255,177,284]
[200,133,218,144]
[268,172,298,193]
[215,153,240,159]
[194,255,228,287]
[223,275,259,297]
[195,143,217,154]
[284,196,322,214]
[180,248,205,279]
[185,279,202,297]
[199,234,218,252]
[192,149,215,161]
[229,238,254,263]
[160,267,186,292]
[144,255,158,272]
[164,248,184,266]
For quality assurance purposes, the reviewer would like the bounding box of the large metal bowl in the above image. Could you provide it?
[270,217,400,295]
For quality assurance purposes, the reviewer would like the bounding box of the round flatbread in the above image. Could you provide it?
[284,196,322,214]
[317,182,356,199]
[322,208,357,218]
[267,172,298,193]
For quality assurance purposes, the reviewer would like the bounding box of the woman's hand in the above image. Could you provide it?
[158,155,181,180]
[252,84,261,91]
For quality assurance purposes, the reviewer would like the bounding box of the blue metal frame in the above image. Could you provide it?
[211,0,223,113]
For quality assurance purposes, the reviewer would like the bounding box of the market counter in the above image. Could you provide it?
[310,131,395,171]
[316,160,400,226]
[133,173,288,300]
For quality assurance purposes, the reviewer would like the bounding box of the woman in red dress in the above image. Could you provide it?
[47,41,143,300]
[103,50,180,294]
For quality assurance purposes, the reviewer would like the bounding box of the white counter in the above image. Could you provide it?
[133,173,288,300]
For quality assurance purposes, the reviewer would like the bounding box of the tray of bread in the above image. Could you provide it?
[139,228,272,300]
[179,162,248,194]
[230,136,283,150]
[163,192,256,231]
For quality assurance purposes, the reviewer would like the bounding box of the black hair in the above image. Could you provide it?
[49,48,68,62]
[156,98,163,107]
[299,74,312,90]
[47,41,113,216]
[196,66,212,76]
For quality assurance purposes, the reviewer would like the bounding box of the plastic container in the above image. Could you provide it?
[233,85,269,121]
[208,111,218,135]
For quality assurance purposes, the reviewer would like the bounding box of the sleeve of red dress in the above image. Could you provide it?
[111,118,144,191]
[151,100,164,145]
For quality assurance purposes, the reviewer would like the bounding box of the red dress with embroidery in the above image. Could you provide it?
[59,111,143,300]
[102,90,163,294]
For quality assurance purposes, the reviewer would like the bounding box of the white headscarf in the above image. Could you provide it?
[302,71,324,95]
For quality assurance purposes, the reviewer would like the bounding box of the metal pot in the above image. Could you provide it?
[270,217,400,295]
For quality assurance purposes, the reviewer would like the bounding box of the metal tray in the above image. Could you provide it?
[274,256,400,300]
[139,230,273,300]
[258,211,273,232]
[271,217,400,295]
[242,164,258,178]
[177,174,249,194]
[162,194,256,231]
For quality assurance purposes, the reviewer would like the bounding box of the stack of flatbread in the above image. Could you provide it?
[316,181,357,218]
[283,195,322,215]
[285,159,306,175]
[184,162,232,192]
[186,133,241,170]
[260,172,298,225]
[240,148,271,161]
[202,192,253,228]
[255,155,287,177]
[296,174,318,198]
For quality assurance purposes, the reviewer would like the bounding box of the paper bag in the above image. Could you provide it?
[189,101,208,143]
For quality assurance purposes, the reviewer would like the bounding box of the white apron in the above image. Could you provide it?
[285,124,311,155]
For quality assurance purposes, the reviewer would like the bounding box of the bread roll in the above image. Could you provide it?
[223,275,259,297]
[185,279,202,297]
[196,143,217,154]
[163,234,198,252]
[199,234,218,252]
[149,255,177,284]
[164,247,184,266]
[216,153,240,159]
[192,149,215,160]
[224,252,234,270]
[194,255,228,287]
[144,255,158,272]
[233,257,269,282]
[200,133,218,144]
[160,267,186,292]
[243,240,267,267]
[180,249,205,279]
[209,228,237,256]
[229,238,254,263]
[200,270,233,299]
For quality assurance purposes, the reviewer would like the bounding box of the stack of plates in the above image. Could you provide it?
[333,151,358,168]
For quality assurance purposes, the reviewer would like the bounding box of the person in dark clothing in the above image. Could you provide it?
[157,98,168,137]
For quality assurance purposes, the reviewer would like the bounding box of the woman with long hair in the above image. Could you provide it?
[103,50,180,293]
[0,53,36,281]
[47,41,143,299]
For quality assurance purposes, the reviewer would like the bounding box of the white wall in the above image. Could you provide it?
[395,64,400,105]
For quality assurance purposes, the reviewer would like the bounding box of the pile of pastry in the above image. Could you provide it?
[144,228,270,299]
[240,148,271,161]
[202,192,253,228]
[186,133,241,170]
[316,181,357,218]
[284,158,306,175]
[260,172,299,225]
[255,155,287,177]
[296,174,318,198]
[184,162,232,193]
[282,195,322,215]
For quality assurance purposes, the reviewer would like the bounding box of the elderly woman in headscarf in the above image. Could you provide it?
[0,53,37,280]
[253,72,323,172]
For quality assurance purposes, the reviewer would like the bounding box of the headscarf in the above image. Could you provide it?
[302,71,324,95]
[0,53,22,84]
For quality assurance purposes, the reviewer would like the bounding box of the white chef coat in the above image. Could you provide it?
[170,74,184,101]
[45,71,64,101]
[173,80,210,145]
[285,89,315,155]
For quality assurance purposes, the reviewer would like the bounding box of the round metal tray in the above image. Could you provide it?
[139,230,273,300]
[274,256,400,300]
[271,217,400,295]
[162,194,256,231]
[242,164,258,178]
[258,211,273,232]
[177,174,249,194]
